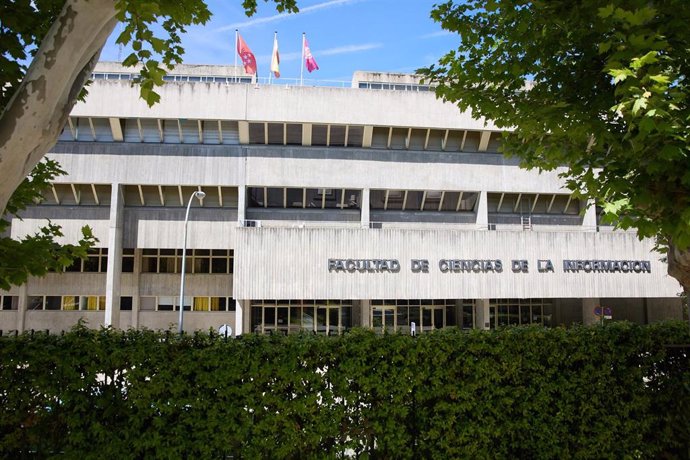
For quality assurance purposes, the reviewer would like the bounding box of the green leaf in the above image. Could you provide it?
[122,52,138,67]
[598,4,615,18]
[648,74,670,85]
[630,51,658,70]
[632,97,648,115]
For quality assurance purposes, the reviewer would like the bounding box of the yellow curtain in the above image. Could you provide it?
[86,296,99,310]
[63,296,77,310]
[210,297,220,311]
[194,297,209,311]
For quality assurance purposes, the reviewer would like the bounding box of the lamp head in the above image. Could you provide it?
[194,191,206,200]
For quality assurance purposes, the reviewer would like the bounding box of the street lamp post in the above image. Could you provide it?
[178,190,206,334]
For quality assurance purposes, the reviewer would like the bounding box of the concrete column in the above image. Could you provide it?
[16,284,27,333]
[131,248,142,329]
[476,191,488,230]
[301,123,312,146]
[241,299,251,334]
[360,188,370,228]
[104,183,123,328]
[475,299,491,329]
[238,121,249,144]
[362,126,373,148]
[582,298,600,325]
[358,300,371,328]
[583,199,597,232]
[235,299,243,335]
[237,186,246,224]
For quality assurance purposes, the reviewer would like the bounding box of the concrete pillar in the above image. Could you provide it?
[238,121,249,144]
[235,299,243,335]
[359,299,371,328]
[241,299,251,335]
[104,183,123,328]
[475,299,491,329]
[362,126,373,148]
[237,186,246,224]
[360,188,370,228]
[583,199,597,232]
[16,284,27,333]
[476,191,488,230]
[131,248,142,329]
[582,298,600,325]
[301,123,312,146]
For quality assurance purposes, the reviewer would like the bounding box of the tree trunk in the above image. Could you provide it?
[667,242,690,327]
[0,0,119,215]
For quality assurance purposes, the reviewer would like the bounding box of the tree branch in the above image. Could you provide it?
[0,0,119,216]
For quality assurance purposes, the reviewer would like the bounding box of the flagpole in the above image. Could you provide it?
[234,29,238,83]
[269,31,276,85]
[300,32,305,86]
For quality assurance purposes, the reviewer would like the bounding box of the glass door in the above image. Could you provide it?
[421,305,445,331]
[372,306,396,332]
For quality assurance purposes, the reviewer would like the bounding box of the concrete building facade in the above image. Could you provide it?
[0,63,682,335]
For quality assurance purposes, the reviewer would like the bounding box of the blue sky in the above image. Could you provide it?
[99,0,459,84]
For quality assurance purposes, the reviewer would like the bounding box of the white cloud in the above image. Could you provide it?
[217,0,364,32]
[256,43,380,66]
[318,43,382,57]
[419,30,454,39]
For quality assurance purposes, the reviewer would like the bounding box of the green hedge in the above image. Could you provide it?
[0,322,688,459]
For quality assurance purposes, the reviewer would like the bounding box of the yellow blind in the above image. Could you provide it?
[194,297,209,311]
[63,296,77,310]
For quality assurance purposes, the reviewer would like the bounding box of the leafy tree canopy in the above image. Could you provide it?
[420,0,690,285]
[0,160,96,290]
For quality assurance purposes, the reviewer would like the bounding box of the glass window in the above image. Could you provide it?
[45,296,61,310]
[489,299,552,328]
[211,258,228,273]
[250,300,351,335]
[159,256,177,273]
[194,257,210,274]
[28,296,44,310]
[1,296,17,310]
[80,296,105,311]
[194,297,210,311]
[62,296,79,311]
[157,296,175,311]
[120,297,133,311]
[83,257,100,272]
[122,249,135,273]
[177,296,192,312]
[65,259,82,272]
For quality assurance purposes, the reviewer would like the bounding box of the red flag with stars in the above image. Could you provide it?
[236,32,257,75]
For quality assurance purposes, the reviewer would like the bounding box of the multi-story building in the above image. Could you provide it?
[0,62,683,334]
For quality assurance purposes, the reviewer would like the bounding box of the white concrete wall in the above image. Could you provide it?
[47,151,568,195]
[10,218,110,244]
[71,80,498,131]
[134,220,238,249]
[234,228,681,299]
